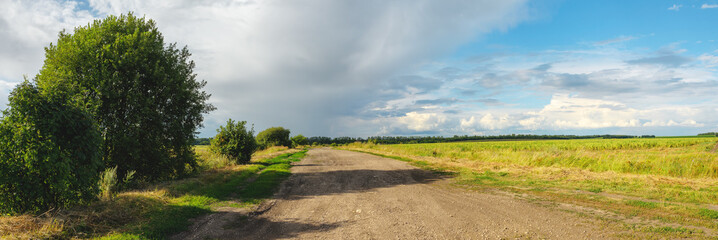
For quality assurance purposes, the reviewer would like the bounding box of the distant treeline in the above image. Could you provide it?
[299,134,657,145]
[195,137,212,145]
[194,134,671,146]
[698,132,718,136]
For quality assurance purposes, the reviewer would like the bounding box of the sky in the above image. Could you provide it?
[1,0,717,138]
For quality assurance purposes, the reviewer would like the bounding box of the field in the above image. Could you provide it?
[341,137,718,237]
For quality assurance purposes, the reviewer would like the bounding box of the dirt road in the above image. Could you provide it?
[177,148,612,239]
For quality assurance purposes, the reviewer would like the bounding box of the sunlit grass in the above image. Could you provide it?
[341,137,718,235]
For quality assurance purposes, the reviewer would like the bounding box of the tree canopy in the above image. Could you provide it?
[0,81,103,214]
[256,127,291,148]
[210,119,257,164]
[34,13,214,180]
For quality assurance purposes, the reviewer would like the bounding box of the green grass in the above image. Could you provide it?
[94,150,307,239]
[698,208,718,219]
[346,138,718,178]
[624,200,659,209]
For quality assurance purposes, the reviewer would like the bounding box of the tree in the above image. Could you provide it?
[34,13,214,181]
[210,119,257,164]
[291,134,308,147]
[256,127,291,149]
[0,81,103,214]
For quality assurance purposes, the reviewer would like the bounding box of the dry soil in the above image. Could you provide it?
[174,148,614,239]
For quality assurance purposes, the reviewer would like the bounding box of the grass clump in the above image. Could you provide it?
[697,208,718,219]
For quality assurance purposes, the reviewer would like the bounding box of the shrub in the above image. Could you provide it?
[256,127,291,149]
[0,82,103,214]
[210,119,257,164]
[98,167,118,201]
[34,13,214,181]
[291,134,308,147]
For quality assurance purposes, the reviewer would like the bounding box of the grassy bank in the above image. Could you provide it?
[0,147,306,239]
[340,138,718,237]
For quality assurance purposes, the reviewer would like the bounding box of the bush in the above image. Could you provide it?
[98,167,118,201]
[291,134,308,147]
[256,127,291,149]
[210,119,257,164]
[34,13,214,181]
[0,82,103,214]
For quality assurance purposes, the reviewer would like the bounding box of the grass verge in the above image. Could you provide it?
[0,148,307,239]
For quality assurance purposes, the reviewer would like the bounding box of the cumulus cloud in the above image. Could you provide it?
[458,95,709,133]
[3,0,717,137]
[397,112,447,132]
[521,95,641,129]
[461,113,512,131]
[0,0,94,104]
[0,0,528,136]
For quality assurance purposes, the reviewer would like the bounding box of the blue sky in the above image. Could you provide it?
[1,0,717,137]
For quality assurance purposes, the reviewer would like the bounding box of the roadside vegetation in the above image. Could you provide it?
[0,148,307,239]
[0,12,311,239]
[340,137,718,238]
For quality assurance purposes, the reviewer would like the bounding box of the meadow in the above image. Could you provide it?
[341,137,718,237]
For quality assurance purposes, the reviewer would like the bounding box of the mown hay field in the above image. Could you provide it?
[342,137,718,233]
[352,137,718,178]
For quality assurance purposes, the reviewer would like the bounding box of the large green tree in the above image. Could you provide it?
[0,81,103,214]
[34,13,214,181]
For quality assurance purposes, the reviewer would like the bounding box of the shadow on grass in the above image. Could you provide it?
[77,194,212,240]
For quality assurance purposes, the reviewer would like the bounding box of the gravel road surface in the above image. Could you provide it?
[175,148,611,239]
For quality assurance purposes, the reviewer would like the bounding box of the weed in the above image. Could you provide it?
[697,208,718,219]
[99,166,119,201]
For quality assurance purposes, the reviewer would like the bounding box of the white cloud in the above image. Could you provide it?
[398,112,447,132]
[519,95,641,129]
[0,0,528,136]
[456,95,709,133]
[698,54,718,67]
[702,3,718,8]
[461,113,512,130]
[643,119,703,127]
[668,4,682,11]
[0,0,94,83]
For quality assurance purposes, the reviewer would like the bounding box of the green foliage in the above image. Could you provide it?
[0,81,103,214]
[210,119,257,164]
[98,167,119,201]
[291,134,308,147]
[256,127,291,149]
[34,13,214,181]
[698,208,718,219]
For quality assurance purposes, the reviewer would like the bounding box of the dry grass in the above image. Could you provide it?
[0,146,301,239]
[341,138,718,236]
